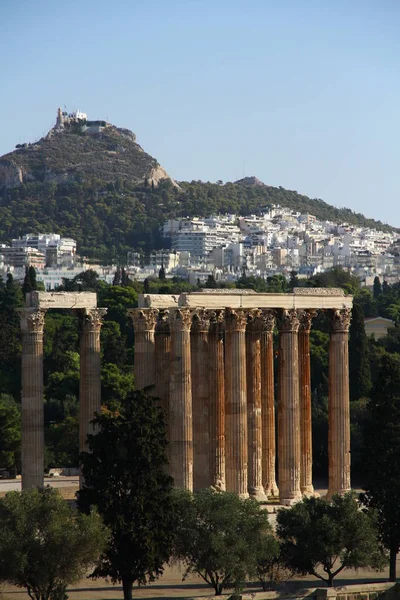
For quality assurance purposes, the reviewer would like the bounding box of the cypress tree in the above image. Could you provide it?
[28,266,37,290]
[363,353,400,581]
[158,265,166,280]
[373,276,382,298]
[22,268,32,297]
[349,302,372,401]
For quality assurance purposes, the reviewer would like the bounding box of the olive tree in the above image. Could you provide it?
[277,492,386,587]
[172,488,278,595]
[0,487,107,600]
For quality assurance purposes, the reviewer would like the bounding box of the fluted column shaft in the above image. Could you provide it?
[246,311,266,500]
[208,310,226,491]
[155,310,171,442]
[299,310,317,496]
[261,310,279,497]
[20,309,47,490]
[191,311,211,490]
[169,309,193,491]
[130,309,158,390]
[328,308,351,497]
[79,309,107,457]
[225,308,248,498]
[278,309,302,505]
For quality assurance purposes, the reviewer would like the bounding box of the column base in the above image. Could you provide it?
[279,490,302,506]
[238,492,250,499]
[280,495,302,506]
[264,482,279,498]
[249,486,268,501]
[210,480,226,492]
[301,485,316,497]
[326,486,351,499]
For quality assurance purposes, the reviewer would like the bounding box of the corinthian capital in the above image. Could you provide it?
[169,308,192,332]
[209,309,225,336]
[247,309,264,333]
[81,308,107,332]
[155,309,170,334]
[20,308,47,333]
[191,309,211,333]
[331,308,351,333]
[225,308,248,332]
[278,309,300,333]
[298,309,318,333]
[129,308,158,333]
[261,309,276,333]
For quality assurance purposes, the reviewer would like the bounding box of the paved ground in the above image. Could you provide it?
[0,476,79,494]
[0,561,399,600]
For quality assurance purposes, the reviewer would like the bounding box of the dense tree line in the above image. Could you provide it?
[0,179,394,262]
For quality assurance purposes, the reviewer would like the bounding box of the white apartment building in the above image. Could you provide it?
[165,218,241,258]
[12,234,76,266]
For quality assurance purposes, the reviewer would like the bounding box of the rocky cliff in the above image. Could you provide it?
[0,121,176,189]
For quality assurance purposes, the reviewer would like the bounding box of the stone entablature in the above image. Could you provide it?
[27,291,97,309]
[131,290,353,505]
[139,288,352,311]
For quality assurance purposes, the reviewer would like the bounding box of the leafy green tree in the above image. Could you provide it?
[373,276,382,298]
[45,415,79,468]
[0,274,23,398]
[349,302,372,401]
[101,363,134,411]
[288,270,299,290]
[158,264,166,280]
[172,489,276,595]
[253,529,282,590]
[112,268,122,286]
[277,493,385,587]
[0,488,107,600]
[0,394,21,471]
[77,390,175,600]
[362,353,400,581]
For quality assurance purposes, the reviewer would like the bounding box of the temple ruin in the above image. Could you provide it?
[19,288,352,504]
[130,288,353,505]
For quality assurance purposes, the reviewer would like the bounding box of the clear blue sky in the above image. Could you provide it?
[1,0,399,225]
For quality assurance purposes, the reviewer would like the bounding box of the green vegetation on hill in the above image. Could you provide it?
[0,178,394,262]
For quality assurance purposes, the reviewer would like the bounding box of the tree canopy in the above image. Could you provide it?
[77,390,175,600]
[172,489,278,594]
[362,353,400,581]
[0,487,107,600]
[276,493,386,586]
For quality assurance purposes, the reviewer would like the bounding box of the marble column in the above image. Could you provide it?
[169,308,193,491]
[79,308,107,457]
[277,309,302,505]
[225,308,248,498]
[261,310,279,498]
[246,310,267,500]
[328,308,351,497]
[130,308,158,391]
[155,310,171,440]
[191,310,211,490]
[298,309,317,496]
[208,310,226,491]
[20,308,47,490]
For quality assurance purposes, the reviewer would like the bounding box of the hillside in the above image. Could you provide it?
[0,119,174,189]
[0,116,395,261]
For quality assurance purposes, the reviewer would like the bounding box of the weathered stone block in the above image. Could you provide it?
[26,291,97,309]
[138,294,179,308]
